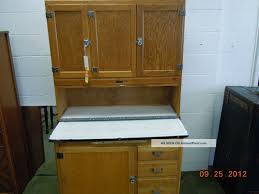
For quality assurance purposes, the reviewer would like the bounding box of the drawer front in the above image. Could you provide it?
[138,147,178,161]
[138,177,177,194]
[138,161,177,177]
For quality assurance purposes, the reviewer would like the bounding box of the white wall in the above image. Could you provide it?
[0,0,55,106]
[0,0,258,171]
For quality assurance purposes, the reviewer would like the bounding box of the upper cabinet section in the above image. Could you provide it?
[137,4,184,77]
[88,5,136,78]
[46,5,86,79]
[45,0,185,86]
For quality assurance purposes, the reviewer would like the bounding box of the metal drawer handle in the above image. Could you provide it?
[151,168,163,174]
[152,190,160,194]
[152,151,162,157]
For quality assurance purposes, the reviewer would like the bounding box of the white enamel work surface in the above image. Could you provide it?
[60,105,177,121]
[50,119,188,141]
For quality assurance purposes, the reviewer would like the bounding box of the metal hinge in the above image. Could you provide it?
[87,10,95,17]
[52,67,59,73]
[177,64,183,71]
[56,153,64,159]
[92,67,98,73]
[46,11,54,19]
[179,9,186,16]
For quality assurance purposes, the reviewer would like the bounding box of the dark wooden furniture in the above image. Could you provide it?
[22,107,45,175]
[214,86,259,194]
[0,32,30,194]
[0,32,45,194]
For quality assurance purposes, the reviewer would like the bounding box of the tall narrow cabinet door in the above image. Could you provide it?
[137,5,184,77]
[46,5,87,79]
[88,5,136,78]
[57,146,137,194]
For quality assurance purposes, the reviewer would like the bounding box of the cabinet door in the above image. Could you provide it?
[137,5,184,77]
[57,146,137,194]
[46,5,87,79]
[88,5,136,78]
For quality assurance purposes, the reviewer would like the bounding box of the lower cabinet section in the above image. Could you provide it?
[55,142,182,194]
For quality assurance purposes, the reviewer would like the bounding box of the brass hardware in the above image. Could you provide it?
[129,176,137,184]
[88,10,95,17]
[136,38,144,46]
[152,151,162,157]
[151,168,163,174]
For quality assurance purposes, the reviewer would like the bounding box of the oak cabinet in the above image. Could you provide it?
[137,5,184,77]
[46,5,87,79]
[88,5,136,78]
[46,2,185,84]
[55,143,182,194]
[56,146,137,194]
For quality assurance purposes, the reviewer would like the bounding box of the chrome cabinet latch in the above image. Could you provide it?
[129,176,137,184]
[88,10,95,17]
[136,38,144,46]
[84,39,91,48]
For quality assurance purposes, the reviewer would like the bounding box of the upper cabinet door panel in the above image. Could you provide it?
[46,5,87,78]
[137,4,184,77]
[88,5,136,78]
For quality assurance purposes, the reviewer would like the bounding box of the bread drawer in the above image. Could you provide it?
[138,161,177,177]
[138,177,177,194]
[138,147,178,161]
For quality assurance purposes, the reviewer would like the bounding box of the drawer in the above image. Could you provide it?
[138,161,177,177]
[138,147,178,161]
[138,177,177,194]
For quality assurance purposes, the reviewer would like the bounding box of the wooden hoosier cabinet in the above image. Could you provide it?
[45,0,187,193]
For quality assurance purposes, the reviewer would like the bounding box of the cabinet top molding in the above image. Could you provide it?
[45,0,185,4]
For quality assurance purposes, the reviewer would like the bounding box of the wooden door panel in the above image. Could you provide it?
[46,5,87,78]
[57,146,136,194]
[137,5,184,77]
[88,5,136,78]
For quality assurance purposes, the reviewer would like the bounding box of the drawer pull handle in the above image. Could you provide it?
[151,168,163,174]
[152,151,162,157]
[152,190,160,194]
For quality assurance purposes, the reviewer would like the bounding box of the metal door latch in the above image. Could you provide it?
[88,10,95,17]
[84,39,91,48]
[129,176,137,184]
[136,38,144,46]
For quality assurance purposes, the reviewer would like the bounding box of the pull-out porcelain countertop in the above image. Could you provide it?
[50,119,188,141]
